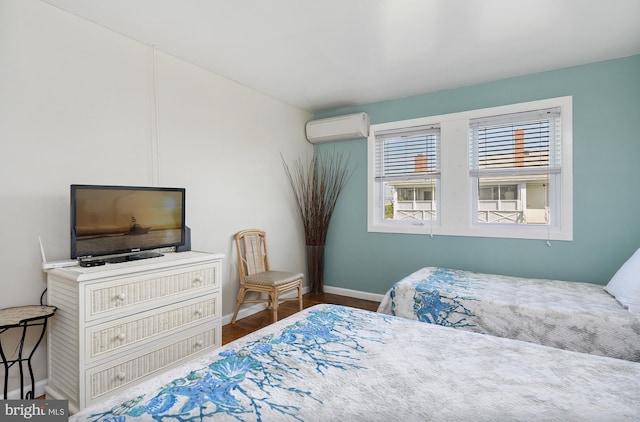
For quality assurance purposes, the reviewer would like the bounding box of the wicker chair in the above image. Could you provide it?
[232,229,303,323]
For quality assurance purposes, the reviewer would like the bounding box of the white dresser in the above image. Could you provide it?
[45,251,223,413]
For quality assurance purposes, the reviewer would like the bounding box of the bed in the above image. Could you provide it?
[71,304,640,421]
[377,267,640,361]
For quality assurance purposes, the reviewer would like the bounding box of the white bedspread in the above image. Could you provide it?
[71,304,640,421]
[377,267,640,361]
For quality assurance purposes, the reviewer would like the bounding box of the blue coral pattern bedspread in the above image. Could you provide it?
[71,304,640,421]
[377,267,640,361]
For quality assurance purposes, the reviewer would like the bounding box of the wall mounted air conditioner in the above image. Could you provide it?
[305,112,370,143]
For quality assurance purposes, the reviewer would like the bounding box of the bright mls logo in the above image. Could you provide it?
[2,401,67,421]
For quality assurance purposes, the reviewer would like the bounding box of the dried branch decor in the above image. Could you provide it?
[282,150,353,294]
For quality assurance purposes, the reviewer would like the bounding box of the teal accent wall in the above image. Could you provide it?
[315,55,640,293]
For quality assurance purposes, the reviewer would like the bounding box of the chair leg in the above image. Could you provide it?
[272,290,279,322]
[297,283,303,311]
[231,288,246,324]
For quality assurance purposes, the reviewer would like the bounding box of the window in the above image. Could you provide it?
[470,108,561,226]
[368,97,572,240]
[369,123,440,229]
[478,184,518,201]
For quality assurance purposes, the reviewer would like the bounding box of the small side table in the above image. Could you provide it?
[0,305,56,399]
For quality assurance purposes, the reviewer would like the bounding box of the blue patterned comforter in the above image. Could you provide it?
[71,304,640,421]
[377,267,640,361]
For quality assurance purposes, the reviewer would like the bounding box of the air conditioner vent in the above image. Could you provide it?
[305,112,370,143]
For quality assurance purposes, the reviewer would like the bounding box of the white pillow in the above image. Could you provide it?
[604,248,640,312]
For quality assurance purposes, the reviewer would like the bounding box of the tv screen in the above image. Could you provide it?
[70,184,186,260]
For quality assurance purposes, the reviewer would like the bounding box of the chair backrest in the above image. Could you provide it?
[234,229,271,283]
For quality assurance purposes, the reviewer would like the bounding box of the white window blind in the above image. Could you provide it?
[469,108,561,177]
[375,125,440,181]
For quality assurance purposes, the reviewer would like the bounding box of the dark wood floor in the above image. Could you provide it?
[222,292,380,344]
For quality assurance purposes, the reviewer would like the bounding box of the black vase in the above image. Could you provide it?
[306,244,325,295]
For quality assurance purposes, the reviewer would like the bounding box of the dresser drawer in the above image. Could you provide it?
[86,295,219,363]
[84,262,219,322]
[86,324,219,403]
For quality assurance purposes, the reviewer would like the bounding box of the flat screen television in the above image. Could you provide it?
[70,184,186,261]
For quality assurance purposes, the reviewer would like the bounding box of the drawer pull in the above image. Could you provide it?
[117,333,126,341]
[116,293,126,301]
[116,372,126,380]
[195,309,204,316]
[193,276,203,283]
[194,340,203,347]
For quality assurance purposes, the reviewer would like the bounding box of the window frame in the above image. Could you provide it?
[367,96,573,241]
[368,116,442,235]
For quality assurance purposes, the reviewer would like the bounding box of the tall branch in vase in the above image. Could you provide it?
[282,149,353,295]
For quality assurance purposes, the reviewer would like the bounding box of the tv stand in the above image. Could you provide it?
[102,251,164,264]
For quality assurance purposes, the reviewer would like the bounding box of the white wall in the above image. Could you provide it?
[0,0,311,396]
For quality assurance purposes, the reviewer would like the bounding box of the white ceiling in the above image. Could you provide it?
[41,0,640,113]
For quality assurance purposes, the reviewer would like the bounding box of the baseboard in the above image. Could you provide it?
[222,285,383,324]
[323,285,385,303]
[221,285,312,325]
[5,378,48,399]
[221,302,269,325]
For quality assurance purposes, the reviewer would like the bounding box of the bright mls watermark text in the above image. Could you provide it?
[2,401,67,421]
